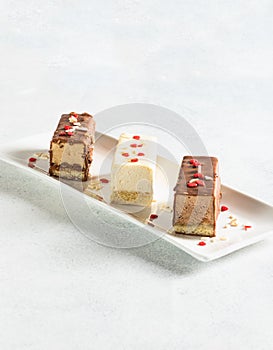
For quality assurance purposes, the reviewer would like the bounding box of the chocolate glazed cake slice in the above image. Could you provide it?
[173,156,221,237]
[49,112,95,181]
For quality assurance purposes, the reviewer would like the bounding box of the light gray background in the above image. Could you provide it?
[0,1,273,349]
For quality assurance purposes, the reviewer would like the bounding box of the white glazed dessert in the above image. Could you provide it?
[110,133,157,206]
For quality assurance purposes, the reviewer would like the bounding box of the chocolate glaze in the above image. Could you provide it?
[49,112,95,181]
[174,156,219,196]
[51,112,95,145]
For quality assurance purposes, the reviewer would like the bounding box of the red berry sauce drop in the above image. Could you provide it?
[193,173,204,179]
[28,157,37,162]
[187,182,198,188]
[196,180,205,186]
[221,205,229,212]
[150,214,158,220]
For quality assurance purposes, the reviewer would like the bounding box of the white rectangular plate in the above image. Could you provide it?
[0,132,272,261]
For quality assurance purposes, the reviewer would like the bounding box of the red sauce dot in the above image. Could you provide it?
[244,225,252,231]
[221,205,229,212]
[193,173,204,179]
[122,152,129,157]
[187,182,198,188]
[100,178,109,183]
[28,157,37,162]
[190,159,201,167]
[130,143,138,148]
[196,180,205,186]
[150,214,158,220]
[70,112,78,118]
[137,152,145,156]
[133,135,140,140]
[198,241,206,246]
[130,158,138,162]
[67,132,74,136]
[137,144,143,147]
[64,125,72,130]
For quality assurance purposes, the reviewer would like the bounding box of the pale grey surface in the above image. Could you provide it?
[1,1,273,349]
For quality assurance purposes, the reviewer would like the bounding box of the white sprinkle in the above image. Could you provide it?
[34,152,49,160]
[230,221,238,227]
[189,178,198,183]
[76,127,88,132]
[69,116,77,123]
[229,218,238,227]
[204,176,213,181]
[65,127,76,132]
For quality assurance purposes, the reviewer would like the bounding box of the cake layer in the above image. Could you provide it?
[49,112,95,181]
[111,191,153,206]
[110,133,157,206]
[173,156,221,237]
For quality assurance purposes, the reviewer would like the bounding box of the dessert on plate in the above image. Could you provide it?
[173,156,221,237]
[49,112,95,181]
[110,133,157,206]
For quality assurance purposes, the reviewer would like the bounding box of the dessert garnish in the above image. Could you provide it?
[195,180,205,186]
[187,182,198,188]
[221,205,229,212]
[189,159,201,167]
[69,115,78,124]
[150,214,158,220]
[193,173,204,179]
[29,157,37,162]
